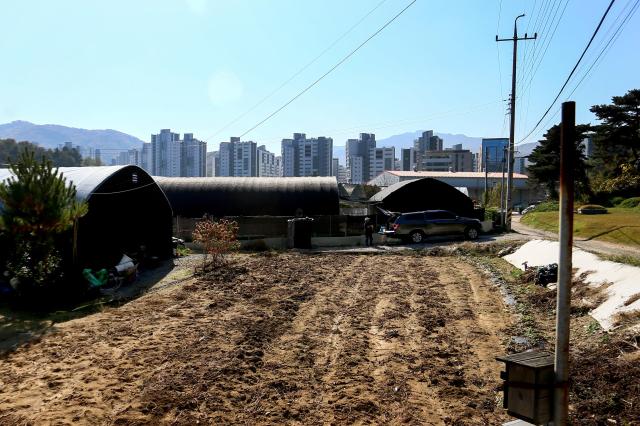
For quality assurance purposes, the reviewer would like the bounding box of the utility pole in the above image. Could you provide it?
[484,149,489,206]
[555,101,576,426]
[497,14,536,231]
[500,147,506,228]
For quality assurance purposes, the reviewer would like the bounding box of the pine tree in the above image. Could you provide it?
[0,150,87,294]
[527,124,592,200]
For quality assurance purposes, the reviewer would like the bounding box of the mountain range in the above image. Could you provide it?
[0,120,144,151]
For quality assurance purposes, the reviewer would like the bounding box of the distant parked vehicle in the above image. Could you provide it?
[381,210,482,243]
[577,204,608,214]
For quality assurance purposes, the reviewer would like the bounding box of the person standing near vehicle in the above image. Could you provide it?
[364,217,374,247]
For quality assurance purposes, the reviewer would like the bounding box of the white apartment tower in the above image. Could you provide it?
[281,133,333,177]
[181,133,207,177]
[206,151,218,177]
[216,139,276,177]
[370,147,396,179]
[257,145,278,177]
[151,129,181,177]
[150,129,207,177]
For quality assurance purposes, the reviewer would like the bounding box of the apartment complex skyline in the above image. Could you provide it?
[102,128,527,181]
[113,129,207,177]
[215,137,280,177]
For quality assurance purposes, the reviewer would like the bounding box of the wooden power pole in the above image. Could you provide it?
[497,14,536,230]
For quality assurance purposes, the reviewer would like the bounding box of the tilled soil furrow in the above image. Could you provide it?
[0,253,513,425]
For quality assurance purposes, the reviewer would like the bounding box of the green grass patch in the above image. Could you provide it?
[522,207,640,248]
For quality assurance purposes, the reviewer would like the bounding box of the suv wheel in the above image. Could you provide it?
[409,230,425,244]
[464,226,479,240]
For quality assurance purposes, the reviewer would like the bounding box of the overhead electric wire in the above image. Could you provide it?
[518,0,553,83]
[204,0,389,141]
[238,0,417,138]
[518,0,616,144]
[519,0,570,96]
[495,0,506,130]
[518,0,566,89]
[518,0,540,80]
[515,0,638,147]
[566,0,639,99]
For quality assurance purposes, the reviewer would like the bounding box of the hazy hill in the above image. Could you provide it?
[0,120,144,151]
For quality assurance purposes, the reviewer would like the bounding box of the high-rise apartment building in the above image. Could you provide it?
[346,133,376,183]
[216,139,276,177]
[281,133,333,177]
[414,130,442,152]
[206,151,218,177]
[401,148,416,171]
[414,130,444,171]
[257,145,278,177]
[218,137,258,177]
[480,138,508,172]
[370,147,396,179]
[151,129,182,177]
[140,143,153,173]
[581,135,594,158]
[336,164,349,183]
[150,129,207,177]
[181,133,207,177]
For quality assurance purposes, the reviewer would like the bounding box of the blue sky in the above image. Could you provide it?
[1,0,638,152]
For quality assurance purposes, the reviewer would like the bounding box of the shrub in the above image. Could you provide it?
[618,197,640,209]
[484,207,500,222]
[533,201,559,212]
[0,150,87,296]
[609,196,625,206]
[192,218,240,272]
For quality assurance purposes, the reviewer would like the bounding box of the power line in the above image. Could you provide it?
[519,0,570,96]
[238,0,417,139]
[519,0,566,89]
[204,0,389,142]
[566,0,639,99]
[518,0,616,144]
[495,0,506,129]
[516,0,638,146]
[514,0,638,148]
[519,0,552,80]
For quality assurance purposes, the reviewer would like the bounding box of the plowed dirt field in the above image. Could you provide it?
[0,253,514,425]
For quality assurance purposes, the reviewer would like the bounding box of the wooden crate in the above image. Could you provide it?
[496,351,554,425]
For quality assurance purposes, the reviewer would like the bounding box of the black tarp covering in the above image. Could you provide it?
[72,166,173,268]
[155,177,339,217]
[369,178,475,216]
[0,166,174,269]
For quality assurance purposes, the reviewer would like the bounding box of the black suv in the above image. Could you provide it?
[382,209,481,243]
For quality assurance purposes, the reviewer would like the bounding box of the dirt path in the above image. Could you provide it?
[0,253,513,425]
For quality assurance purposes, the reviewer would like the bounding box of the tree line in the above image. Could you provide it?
[527,89,640,203]
[0,138,101,168]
